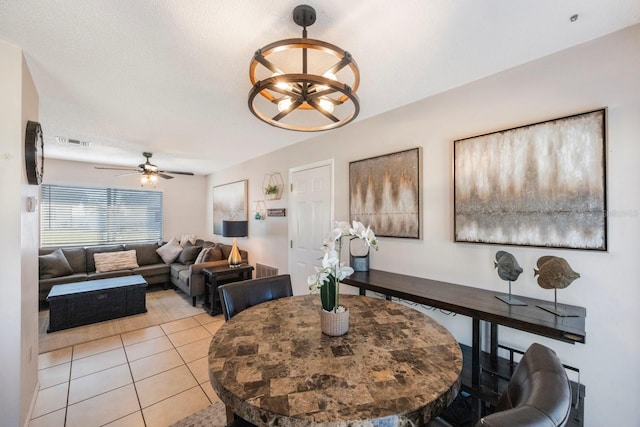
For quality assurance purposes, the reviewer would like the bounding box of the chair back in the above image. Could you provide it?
[218,274,293,321]
[477,343,572,427]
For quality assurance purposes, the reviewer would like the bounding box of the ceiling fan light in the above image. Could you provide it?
[140,175,149,184]
[150,174,158,182]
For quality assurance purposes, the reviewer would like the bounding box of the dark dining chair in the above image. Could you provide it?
[217,274,293,321]
[476,342,572,427]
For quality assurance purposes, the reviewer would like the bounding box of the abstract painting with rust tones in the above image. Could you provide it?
[349,148,420,238]
[454,109,606,250]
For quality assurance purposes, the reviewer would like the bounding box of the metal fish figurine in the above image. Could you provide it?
[534,256,580,289]
[494,251,523,282]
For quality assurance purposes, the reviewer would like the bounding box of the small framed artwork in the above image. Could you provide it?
[213,179,248,235]
[454,109,606,250]
[349,147,421,239]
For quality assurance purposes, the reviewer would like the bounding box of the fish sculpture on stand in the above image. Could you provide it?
[494,251,526,305]
[535,256,581,317]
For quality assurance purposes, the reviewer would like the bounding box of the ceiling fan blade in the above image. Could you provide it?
[116,172,141,177]
[158,170,195,176]
[158,173,175,180]
[95,166,138,171]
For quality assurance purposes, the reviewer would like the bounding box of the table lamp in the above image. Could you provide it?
[222,220,248,267]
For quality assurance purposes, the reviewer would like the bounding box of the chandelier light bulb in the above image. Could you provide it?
[272,73,293,91]
[318,98,335,113]
[278,98,293,112]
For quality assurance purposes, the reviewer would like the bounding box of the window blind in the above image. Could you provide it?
[41,184,163,247]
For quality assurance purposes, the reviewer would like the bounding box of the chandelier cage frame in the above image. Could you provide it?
[248,5,360,132]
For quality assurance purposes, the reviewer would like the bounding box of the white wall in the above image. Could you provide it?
[207,24,640,426]
[0,40,40,427]
[44,158,208,243]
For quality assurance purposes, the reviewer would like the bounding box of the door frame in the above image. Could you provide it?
[288,159,334,281]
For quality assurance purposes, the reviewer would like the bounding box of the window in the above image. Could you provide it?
[41,184,163,247]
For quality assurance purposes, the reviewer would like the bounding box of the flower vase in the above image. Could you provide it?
[349,239,370,272]
[320,307,349,336]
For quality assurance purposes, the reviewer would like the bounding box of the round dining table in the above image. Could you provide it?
[208,294,462,426]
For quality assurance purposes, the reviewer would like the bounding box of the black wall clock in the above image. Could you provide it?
[25,120,44,185]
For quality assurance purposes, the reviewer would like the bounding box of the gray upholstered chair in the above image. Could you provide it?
[217,274,293,321]
[476,343,572,427]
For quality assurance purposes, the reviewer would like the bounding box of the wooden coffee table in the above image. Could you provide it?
[202,265,254,316]
[46,275,148,332]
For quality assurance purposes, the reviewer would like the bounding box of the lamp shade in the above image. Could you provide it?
[222,220,248,238]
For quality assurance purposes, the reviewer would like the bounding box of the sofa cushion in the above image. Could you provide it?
[133,264,171,277]
[156,238,182,264]
[170,263,189,280]
[219,244,232,260]
[86,245,124,272]
[178,269,191,287]
[125,243,163,266]
[205,245,224,261]
[39,249,74,279]
[87,270,134,280]
[94,250,139,273]
[178,245,202,265]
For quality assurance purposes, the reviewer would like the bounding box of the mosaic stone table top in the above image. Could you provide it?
[208,295,462,427]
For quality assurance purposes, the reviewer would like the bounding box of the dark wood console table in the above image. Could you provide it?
[343,269,587,424]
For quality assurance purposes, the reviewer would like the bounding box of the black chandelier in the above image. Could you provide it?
[248,5,360,132]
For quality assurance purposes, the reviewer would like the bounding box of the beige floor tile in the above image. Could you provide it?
[28,407,65,427]
[73,335,123,360]
[71,347,127,379]
[124,335,173,361]
[121,325,165,347]
[202,319,224,335]
[167,325,211,348]
[160,316,200,335]
[136,364,198,408]
[187,356,210,384]
[142,386,211,427]
[38,362,70,389]
[66,384,140,427]
[32,382,68,418]
[176,337,212,363]
[129,348,184,382]
[38,347,72,369]
[68,364,132,405]
[103,410,145,427]
[193,312,218,325]
[199,380,220,404]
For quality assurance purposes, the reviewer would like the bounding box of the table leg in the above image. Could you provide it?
[472,317,480,388]
[490,322,498,367]
[359,287,366,296]
[225,405,235,426]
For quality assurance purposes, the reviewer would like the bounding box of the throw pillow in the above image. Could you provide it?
[94,250,139,273]
[204,245,224,261]
[178,245,202,265]
[179,234,197,247]
[39,249,74,279]
[156,238,183,264]
[194,247,212,265]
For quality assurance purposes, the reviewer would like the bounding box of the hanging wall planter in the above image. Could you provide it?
[262,172,284,200]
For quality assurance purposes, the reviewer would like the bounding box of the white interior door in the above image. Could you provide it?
[289,160,333,295]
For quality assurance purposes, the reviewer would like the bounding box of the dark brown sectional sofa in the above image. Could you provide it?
[38,239,248,306]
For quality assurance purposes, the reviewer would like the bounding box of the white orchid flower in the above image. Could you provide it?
[350,220,367,238]
[334,221,351,237]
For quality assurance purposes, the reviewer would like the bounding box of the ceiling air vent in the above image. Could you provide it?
[55,136,91,147]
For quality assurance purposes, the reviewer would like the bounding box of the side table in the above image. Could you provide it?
[202,265,254,316]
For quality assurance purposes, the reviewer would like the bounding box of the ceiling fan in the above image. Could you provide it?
[95,152,195,182]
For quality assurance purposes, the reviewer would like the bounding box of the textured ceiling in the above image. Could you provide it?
[1,0,639,175]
